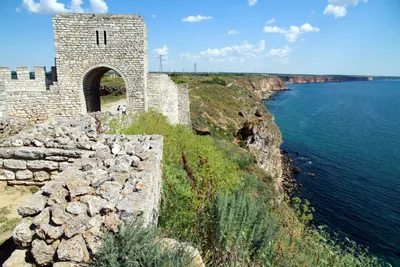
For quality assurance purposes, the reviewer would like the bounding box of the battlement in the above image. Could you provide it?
[0,66,46,82]
[0,66,50,92]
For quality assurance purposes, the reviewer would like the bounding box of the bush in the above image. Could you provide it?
[91,224,194,267]
[108,111,241,241]
[201,77,227,86]
[210,192,279,266]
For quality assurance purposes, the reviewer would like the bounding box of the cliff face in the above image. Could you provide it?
[285,76,369,84]
[248,77,289,100]
[181,74,285,199]
[237,118,283,197]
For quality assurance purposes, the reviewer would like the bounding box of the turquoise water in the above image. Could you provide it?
[266,81,400,265]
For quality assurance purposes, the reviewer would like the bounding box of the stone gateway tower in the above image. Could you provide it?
[0,14,191,125]
[53,14,148,113]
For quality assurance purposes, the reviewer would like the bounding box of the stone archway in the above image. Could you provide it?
[82,66,127,113]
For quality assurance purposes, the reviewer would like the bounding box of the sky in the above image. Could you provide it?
[0,0,399,76]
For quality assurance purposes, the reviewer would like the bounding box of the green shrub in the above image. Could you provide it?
[108,111,241,241]
[91,224,194,267]
[201,77,227,86]
[211,192,279,266]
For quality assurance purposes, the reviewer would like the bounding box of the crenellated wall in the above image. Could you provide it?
[0,66,48,92]
[0,14,191,125]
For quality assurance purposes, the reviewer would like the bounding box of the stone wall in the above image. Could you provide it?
[0,82,7,120]
[0,67,47,92]
[147,74,191,125]
[177,84,192,126]
[53,13,148,113]
[2,116,164,266]
[0,14,191,126]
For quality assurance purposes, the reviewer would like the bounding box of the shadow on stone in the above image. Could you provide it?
[0,237,17,266]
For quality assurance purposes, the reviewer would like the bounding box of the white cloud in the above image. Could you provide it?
[324,0,367,18]
[263,26,285,33]
[270,45,291,59]
[264,23,320,42]
[18,0,108,14]
[70,0,83,12]
[300,38,305,41]
[152,14,156,18]
[181,40,266,62]
[153,45,168,56]
[328,0,367,6]
[266,18,276,25]
[323,5,347,18]
[182,15,212,22]
[228,30,239,35]
[248,0,257,6]
[87,0,107,13]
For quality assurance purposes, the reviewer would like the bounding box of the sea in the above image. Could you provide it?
[266,80,400,265]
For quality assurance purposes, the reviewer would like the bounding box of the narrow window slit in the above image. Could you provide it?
[96,31,99,45]
[104,31,107,45]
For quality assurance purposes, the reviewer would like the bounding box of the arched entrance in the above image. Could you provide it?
[82,66,127,113]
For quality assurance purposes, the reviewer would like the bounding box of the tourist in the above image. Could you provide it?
[121,105,127,115]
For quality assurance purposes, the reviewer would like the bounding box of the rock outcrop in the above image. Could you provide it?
[248,77,289,100]
[285,75,369,84]
[237,118,283,199]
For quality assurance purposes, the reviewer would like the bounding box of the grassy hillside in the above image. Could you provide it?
[98,74,387,266]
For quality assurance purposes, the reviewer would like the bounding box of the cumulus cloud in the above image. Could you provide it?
[323,5,347,18]
[266,18,276,25]
[323,0,367,18]
[248,0,257,6]
[182,15,212,22]
[263,23,320,42]
[153,45,168,56]
[228,30,239,35]
[263,26,285,33]
[18,0,108,14]
[181,40,266,62]
[87,0,107,13]
[270,45,291,59]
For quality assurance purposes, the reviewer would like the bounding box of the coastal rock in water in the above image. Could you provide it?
[308,172,316,177]
[293,167,301,174]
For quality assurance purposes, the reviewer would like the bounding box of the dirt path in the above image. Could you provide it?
[0,182,35,243]
[101,98,127,114]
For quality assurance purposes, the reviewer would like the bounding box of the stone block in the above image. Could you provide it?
[16,170,33,180]
[0,169,15,180]
[27,160,59,171]
[3,159,27,170]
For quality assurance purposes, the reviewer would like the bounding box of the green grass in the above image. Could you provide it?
[105,111,386,266]
[91,224,195,267]
[100,74,388,266]
[0,207,20,244]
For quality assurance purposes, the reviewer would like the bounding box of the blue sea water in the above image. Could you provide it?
[266,80,400,265]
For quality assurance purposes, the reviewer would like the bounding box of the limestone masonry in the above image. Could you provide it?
[2,116,164,266]
[0,14,191,125]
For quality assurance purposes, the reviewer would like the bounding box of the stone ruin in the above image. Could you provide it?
[0,14,191,126]
[2,116,164,266]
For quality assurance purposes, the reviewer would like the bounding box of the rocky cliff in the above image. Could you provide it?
[248,77,289,100]
[183,74,286,200]
[283,75,369,84]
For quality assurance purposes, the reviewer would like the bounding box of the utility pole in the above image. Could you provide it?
[159,55,164,72]
[194,63,197,73]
